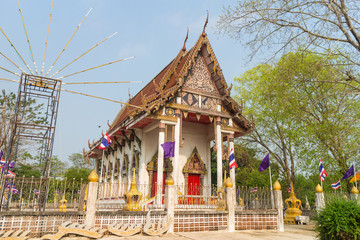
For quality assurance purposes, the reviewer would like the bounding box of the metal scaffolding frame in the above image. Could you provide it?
[2,73,61,210]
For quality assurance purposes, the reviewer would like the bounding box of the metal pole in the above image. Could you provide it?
[269,165,274,209]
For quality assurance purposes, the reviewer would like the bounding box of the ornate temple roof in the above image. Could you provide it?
[88,26,254,153]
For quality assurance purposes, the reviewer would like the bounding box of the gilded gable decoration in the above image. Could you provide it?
[182,55,218,95]
[146,152,173,173]
[183,147,207,175]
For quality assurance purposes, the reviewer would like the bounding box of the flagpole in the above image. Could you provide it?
[98,150,105,199]
[269,165,274,209]
[355,165,358,190]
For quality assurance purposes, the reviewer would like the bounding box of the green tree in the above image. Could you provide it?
[68,153,93,169]
[0,89,46,160]
[211,143,280,188]
[217,0,360,86]
[14,163,41,178]
[64,167,91,183]
[235,51,360,190]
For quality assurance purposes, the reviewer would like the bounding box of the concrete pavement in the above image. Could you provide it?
[99,224,316,240]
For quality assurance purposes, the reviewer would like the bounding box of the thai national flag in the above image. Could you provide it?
[229,147,237,170]
[99,132,112,149]
[11,186,19,194]
[288,184,291,193]
[331,180,341,190]
[250,187,258,193]
[5,170,16,178]
[34,189,40,195]
[319,159,328,182]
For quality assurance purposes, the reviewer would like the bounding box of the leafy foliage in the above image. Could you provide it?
[217,0,360,81]
[0,90,46,160]
[64,167,92,183]
[68,153,93,169]
[315,198,360,240]
[234,51,360,190]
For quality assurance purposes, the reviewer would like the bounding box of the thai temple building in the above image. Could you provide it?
[86,23,254,205]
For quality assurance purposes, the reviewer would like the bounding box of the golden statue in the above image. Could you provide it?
[284,182,302,224]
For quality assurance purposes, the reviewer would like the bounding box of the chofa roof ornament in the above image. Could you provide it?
[202,10,209,37]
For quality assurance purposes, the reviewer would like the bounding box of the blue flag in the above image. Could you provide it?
[342,165,355,180]
[259,153,270,172]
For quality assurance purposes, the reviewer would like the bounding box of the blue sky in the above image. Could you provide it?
[0,0,264,164]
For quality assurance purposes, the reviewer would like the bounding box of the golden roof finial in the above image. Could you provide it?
[202,11,209,37]
[88,169,99,182]
[315,184,323,193]
[182,27,189,51]
[351,185,359,194]
[274,180,281,190]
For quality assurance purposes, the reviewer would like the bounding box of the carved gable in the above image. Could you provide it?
[182,55,219,95]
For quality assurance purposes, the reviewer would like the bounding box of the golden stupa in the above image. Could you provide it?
[284,182,302,224]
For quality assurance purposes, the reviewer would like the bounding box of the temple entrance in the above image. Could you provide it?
[188,174,200,195]
[147,152,173,199]
[151,171,167,197]
[183,147,207,196]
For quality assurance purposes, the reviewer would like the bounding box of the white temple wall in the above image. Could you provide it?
[142,127,158,185]
[177,121,211,186]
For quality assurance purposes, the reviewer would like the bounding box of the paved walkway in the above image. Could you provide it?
[100,224,317,240]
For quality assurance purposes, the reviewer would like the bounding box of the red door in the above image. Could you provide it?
[188,174,200,195]
[151,172,166,197]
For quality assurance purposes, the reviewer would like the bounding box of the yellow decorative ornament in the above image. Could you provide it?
[123,168,143,211]
[88,170,99,183]
[273,181,281,190]
[315,184,323,193]
[284,182,302,224]
[59,194,67,212]
[165,174,174,186]
[351,186,359,194]
[224,177,233,188]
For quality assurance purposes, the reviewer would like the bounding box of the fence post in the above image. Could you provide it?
[273,181,284,232]
[165,175,175,233]
[351,186,359,201]
[85,170,99,227]
[315,184,325,211]
[225,177,235,232]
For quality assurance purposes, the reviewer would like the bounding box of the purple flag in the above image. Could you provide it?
[161,142,175,158]
[0,149,3,159]
[259,153,270,172]
[342,165,355,180]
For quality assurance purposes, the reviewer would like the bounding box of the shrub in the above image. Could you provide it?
[315,197,360,240]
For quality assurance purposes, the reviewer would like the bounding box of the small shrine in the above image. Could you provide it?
[284,182,302,224]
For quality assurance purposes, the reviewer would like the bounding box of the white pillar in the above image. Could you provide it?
[85,170,99,228]
[104,154,109,198]
[128,136,134,185]
[228,133,235,188]
[157,122,166,205]
[110,154,115,198]
[216,116,223,188]
[226,182,235,232]
[139,131,147,185]
[315,184,325,211]
[273,181,284,232]
[120,142,125,196]
[173,109,181,184]
[165,182,175,233]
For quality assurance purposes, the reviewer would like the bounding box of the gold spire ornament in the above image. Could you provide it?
[123,168,143,211]
[284,182,302,224]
